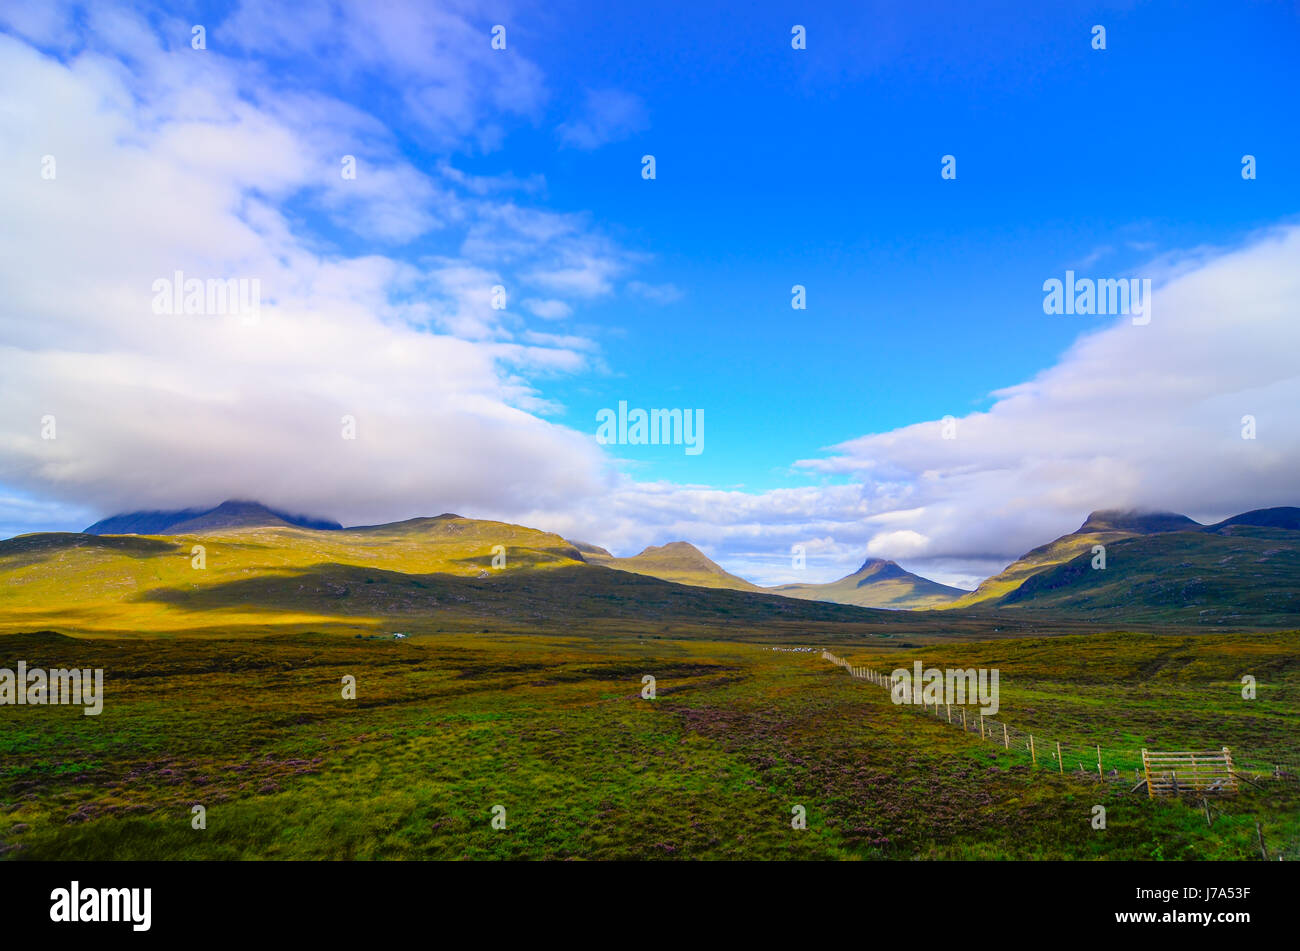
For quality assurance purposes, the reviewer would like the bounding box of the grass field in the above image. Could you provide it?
[3,628,1297,861]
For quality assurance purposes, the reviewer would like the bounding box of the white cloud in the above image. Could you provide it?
[218,0,547,148]
[795,225,1300,566]
[557,88,648,149]
[865,530,929,559]
[626,280,683,304]
[521,298,573,320]
[0,17,614,528]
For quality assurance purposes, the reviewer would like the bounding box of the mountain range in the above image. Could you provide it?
[2,500,1297,635]
[1,504,1009,641]
[91,502,963,609]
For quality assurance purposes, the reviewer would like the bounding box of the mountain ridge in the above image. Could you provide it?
[66,500,1300,624]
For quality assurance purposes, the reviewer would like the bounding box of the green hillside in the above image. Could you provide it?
[0,514,597,635]
[939,508,1300,625]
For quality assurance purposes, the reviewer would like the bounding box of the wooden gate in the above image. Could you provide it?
[1141,747,1237,798]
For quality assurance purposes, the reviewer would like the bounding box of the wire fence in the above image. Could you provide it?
[820,651,1300,794]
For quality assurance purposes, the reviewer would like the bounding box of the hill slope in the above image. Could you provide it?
[943,509,1199,610]
[939,507,1300,625]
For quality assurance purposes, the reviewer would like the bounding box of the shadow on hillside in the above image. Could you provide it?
[128,561,1120,640]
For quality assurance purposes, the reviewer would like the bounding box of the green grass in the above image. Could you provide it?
[3,629,1297,860]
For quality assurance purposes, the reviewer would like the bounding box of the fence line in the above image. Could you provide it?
[819,650,1300,795]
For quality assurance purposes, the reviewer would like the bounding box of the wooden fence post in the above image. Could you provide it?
[946,703,951,723]
[961,708,967,730]
[1003,723,1009,749]
[1097,745,1102,780]
[1056,740,1063,774]
[1030,735,1036,766]
[980,714,985,739]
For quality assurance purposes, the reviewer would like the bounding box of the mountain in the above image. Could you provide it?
[772,557,966,610]
[85,500,342,534]
[1204,506,1300,533]
[577,541,762,592]
[938,507,1300,625]
[943,509,1197,609]
[1076,509,1202,534]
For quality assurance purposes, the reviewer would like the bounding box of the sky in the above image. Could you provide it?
[1,0,1298,589]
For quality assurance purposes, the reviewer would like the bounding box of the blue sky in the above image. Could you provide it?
[2,0,1299,587]
[269,0,1300,491]
[531,0,1298,488]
